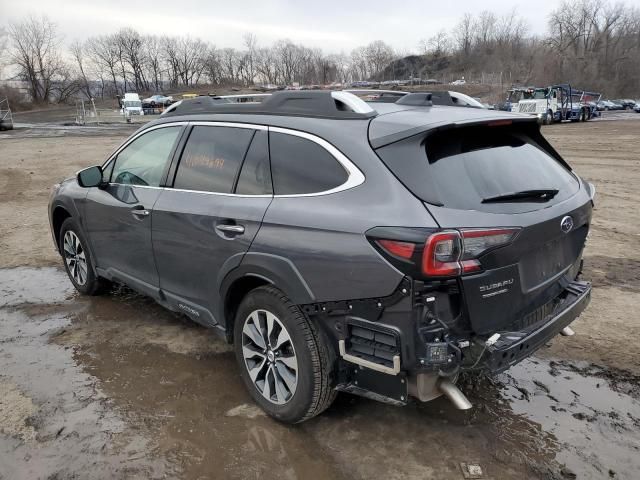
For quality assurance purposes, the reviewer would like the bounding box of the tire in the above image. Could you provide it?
[59,218,108,295]
[233,286,336,423]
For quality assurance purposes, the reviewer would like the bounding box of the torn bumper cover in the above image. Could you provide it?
[481,280,591,373]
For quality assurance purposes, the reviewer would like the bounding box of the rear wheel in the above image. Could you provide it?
[233,286,336,423]
[59,218,108,295]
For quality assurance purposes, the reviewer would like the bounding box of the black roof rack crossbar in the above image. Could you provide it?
[395,92,433,106]
[164,91,377,119]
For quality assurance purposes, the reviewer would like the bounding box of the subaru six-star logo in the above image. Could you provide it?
[561,215,574,233]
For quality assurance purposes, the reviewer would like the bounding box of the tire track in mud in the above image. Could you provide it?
[584,255,640,292]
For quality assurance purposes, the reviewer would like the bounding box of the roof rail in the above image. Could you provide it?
[162,91,377,119]
[396,92,432,106]
[345,89,409,103]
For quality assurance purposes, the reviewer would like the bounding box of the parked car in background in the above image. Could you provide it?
[597,100,617,111]
[142,94,173,107]
[450,79,466,85]
[614,99,635,110]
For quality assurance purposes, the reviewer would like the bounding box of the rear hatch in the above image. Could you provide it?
[373,114,593,334]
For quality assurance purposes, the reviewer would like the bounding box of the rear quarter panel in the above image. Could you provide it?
[248,120,438,303]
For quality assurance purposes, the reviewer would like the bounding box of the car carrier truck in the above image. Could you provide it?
[508,84,601,124]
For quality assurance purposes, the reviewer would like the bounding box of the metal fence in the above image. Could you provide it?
[74,99,153,125]
[0,97,13,129]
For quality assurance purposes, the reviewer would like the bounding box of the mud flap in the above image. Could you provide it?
[336,366,408,406]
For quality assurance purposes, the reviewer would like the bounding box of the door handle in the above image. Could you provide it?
[216,224,245,234]
[131,207,150,217]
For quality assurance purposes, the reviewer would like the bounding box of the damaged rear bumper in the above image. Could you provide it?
[481,280,591,373]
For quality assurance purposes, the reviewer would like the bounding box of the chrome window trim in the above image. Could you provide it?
[101,121,366,198]
[101,121,188,170]
[189,121,268,131]
[268,126,365,197]
[164,187,272,198]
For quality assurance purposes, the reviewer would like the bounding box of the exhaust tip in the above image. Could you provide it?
[438,378,472,410]
[560,326,575,336]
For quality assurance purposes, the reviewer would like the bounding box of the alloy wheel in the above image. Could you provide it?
[241,309,298,405]
[63,230,88,286]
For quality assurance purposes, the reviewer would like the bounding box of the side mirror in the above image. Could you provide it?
[77,166,103,188]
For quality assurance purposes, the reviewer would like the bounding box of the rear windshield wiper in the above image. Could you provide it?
[481,189,559,203]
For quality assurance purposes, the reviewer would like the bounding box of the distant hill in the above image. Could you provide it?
[377,54,450,82]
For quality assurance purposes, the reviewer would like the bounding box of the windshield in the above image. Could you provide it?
[124,101,141,108]
[507,91,524,103]
[532,89,547,99]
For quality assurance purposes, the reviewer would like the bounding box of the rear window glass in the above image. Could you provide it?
[269,132,348,195]
[377,125,579,213]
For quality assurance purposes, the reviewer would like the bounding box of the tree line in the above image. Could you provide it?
[2,0,639,104]
[414,0,640,96]
[2,17,395,103]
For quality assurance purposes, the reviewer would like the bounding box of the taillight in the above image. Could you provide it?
[422,231,463,276]
[422,228,519,277]
[369,226,520,279]
[376,239,415,260]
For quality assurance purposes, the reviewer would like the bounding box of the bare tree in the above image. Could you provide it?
[0,26,8,78]
[86,35,122,96]
[363,40,394,79]
[144,35,163,92]
[7,15,64,103]
[242,33,257,85]
[70,40,93,99]
[454,13,474,57]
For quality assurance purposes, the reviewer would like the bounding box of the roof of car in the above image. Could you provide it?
[151,90,535,150]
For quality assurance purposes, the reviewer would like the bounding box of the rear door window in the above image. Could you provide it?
[235,130,272,195]
[174,126,254,193]
[269,132,348,195]
[376,124,579,213]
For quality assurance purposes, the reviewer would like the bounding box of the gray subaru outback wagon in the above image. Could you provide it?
[49,91,593,422]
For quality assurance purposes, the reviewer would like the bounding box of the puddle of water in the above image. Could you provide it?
[0,307,169,480]
[3,266,640,480]
[474,357,640,479]
[52,291,541,480]
[0,267,75,307]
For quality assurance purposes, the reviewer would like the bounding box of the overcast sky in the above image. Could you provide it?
[1,0,561,52]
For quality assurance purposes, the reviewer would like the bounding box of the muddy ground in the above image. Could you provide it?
[0,114,639,479]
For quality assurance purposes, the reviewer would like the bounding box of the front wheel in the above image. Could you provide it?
[233,286,336,423]
[59,218,108,295]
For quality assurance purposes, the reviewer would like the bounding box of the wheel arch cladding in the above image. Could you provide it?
[220,253,317,340]
[52,206,72,252]
[223,275,271,341]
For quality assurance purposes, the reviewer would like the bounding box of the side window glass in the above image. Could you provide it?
[174,126,254,193]
[112,126,181,187]
[235,130,272,195]
[269,132,348,195]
